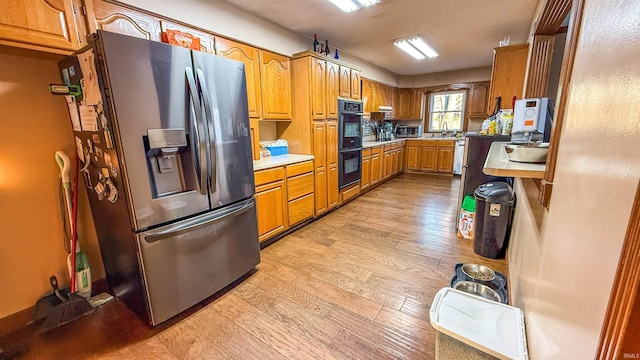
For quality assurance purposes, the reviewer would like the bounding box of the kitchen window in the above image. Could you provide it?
[428,90,466,132]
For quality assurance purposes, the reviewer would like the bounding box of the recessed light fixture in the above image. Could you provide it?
[327,0,381,13]
[394,36,439,60]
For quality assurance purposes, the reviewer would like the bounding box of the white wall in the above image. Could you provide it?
[119,0,398,85]
[508,0,640,358]
[398,66,492,87]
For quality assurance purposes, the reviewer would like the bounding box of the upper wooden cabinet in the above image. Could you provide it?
[311,57,327,120]
[326,62,339,119]
[87,0,160,41]
[0,0,85,54]
[468,81,490,118]
[487,43,529,114]
[339,66,350,98]
[393,88,422,120]
[362,78,395,117]
[215,37,263,120]
[350,69,361,100]
[259,50,292,120]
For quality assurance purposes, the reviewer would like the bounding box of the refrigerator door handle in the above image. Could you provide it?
[195,68,217,195]
[144,198,254,243]
[185,67,208,195]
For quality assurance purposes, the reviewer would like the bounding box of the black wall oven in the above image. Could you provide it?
[338,100,363,189]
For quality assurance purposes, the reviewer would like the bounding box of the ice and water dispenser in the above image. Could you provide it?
[143,128,195,199]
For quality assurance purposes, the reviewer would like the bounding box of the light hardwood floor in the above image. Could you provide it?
[10,173,506,359]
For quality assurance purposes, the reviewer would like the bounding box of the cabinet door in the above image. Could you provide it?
[420,146,436,172]
[328,165,338,209]
[326,121,338,209]
[326,62,340,119]
[436,146,454,173]
[399,148,406,171]
[407,146,420,170]
[410,89,423,119]
[288,194,314,227]
[370,153,381,186]
[339,66,350,98]
[160,20,214,53]
[392,150,399,175]
[361,78,373,118]
[311,58,326,120]
[313,122,327,216]
[88,0,160,41]
[255,180,286,242]
[487,44,529,115]
[215,37,262,120]
[0,0,83,53]
[383,151,393,179]
[249,119,260,160]
[260,50,292,120]
[361,155,371,190]
[468,82,489,118]
[350,69,361,100]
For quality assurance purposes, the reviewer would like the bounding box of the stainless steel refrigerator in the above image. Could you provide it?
[58,31,260,325]
[456,134,512,227]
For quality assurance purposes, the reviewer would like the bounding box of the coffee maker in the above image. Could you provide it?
[511,98,554,143]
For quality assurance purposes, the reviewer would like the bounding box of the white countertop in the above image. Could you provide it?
[362,136,462,148]
[483,142,546,178]
[253,154,314,171]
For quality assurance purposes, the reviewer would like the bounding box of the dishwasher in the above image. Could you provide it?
[453,139,465,175]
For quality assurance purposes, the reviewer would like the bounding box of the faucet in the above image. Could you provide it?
[442,121,449,137]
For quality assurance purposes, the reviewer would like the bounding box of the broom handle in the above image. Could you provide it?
[70,155,79,293]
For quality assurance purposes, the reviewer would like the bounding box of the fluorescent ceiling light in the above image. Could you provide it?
[327,0,380,13]
[394,36,439,60]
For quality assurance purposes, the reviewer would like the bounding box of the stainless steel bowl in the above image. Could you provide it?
[503,142,549,163]
[461,263,496,282]
[453,281,501,302]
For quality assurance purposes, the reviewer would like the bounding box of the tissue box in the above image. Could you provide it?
[266,144,288,156]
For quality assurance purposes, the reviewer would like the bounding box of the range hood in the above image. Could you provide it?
[370,106,392,120]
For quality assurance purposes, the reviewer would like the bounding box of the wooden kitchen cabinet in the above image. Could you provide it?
[361,148,371,191]
[468,81,490,118]
[0,0,86,54]
[406,140,421,170]
[383,147,393,179]
[370,147,381,187]
[339,66,350,98]
[436,140,455,174]
[393,88,423,120]
[260,50,292,120]
[313,122,328,216]
[254,167,287,243]
[487,44,529,114]
[311,58,327,120]
[86,0,160,41]
[326,62,339,119]
[362,78,395,117]
[350,69,361,100]
[327,121,339,209]
[420,143,437,172]
[286,161,315,227]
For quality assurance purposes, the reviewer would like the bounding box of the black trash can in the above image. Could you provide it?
[473,182,514,259]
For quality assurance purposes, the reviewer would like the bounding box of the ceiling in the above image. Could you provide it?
[222,0,539,76]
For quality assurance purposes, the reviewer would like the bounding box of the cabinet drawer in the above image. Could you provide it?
[340,183,361,204]
[254,167,285,186]
[407,140,422,147]
[288,193,315,226]
[370,146,381,155]
[437,140,456,148]
[362,148,372,157]
[384,144,392,151]
[287,172,314,201]
[286,160,314,177]
[422,140,437,147]
[391,143,398,150]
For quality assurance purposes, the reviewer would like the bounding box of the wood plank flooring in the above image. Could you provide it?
[7,173,506,359]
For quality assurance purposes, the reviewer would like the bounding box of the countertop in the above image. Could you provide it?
[483,142,546,178]
[253,154,314,171]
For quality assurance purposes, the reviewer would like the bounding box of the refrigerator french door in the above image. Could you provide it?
[59,31,260,325]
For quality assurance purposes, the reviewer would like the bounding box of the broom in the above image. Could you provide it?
[40,152,92,333]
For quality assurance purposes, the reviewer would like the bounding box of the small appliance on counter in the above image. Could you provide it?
[395,124,422,138]
[511,97,554,143]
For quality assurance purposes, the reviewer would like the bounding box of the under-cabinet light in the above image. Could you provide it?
[394,36,439,60]
[327,0,380,13]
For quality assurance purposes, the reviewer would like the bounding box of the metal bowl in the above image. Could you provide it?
[453,281,501,302]
[461,263,496,282]
[504,142,550,163]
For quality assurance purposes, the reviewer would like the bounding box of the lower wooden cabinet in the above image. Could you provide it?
[370,147,381,186]
[361,148,371,191]
[408,139,455,174]
[254,160,314,243]
[255,168,287,243]
[339,182,361,204]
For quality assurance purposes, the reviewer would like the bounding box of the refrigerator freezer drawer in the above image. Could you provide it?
[136,198,260,325]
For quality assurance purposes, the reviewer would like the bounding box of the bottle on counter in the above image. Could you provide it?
[312,34,319,52]
[325,40,330,56]
[334,49,339,59]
